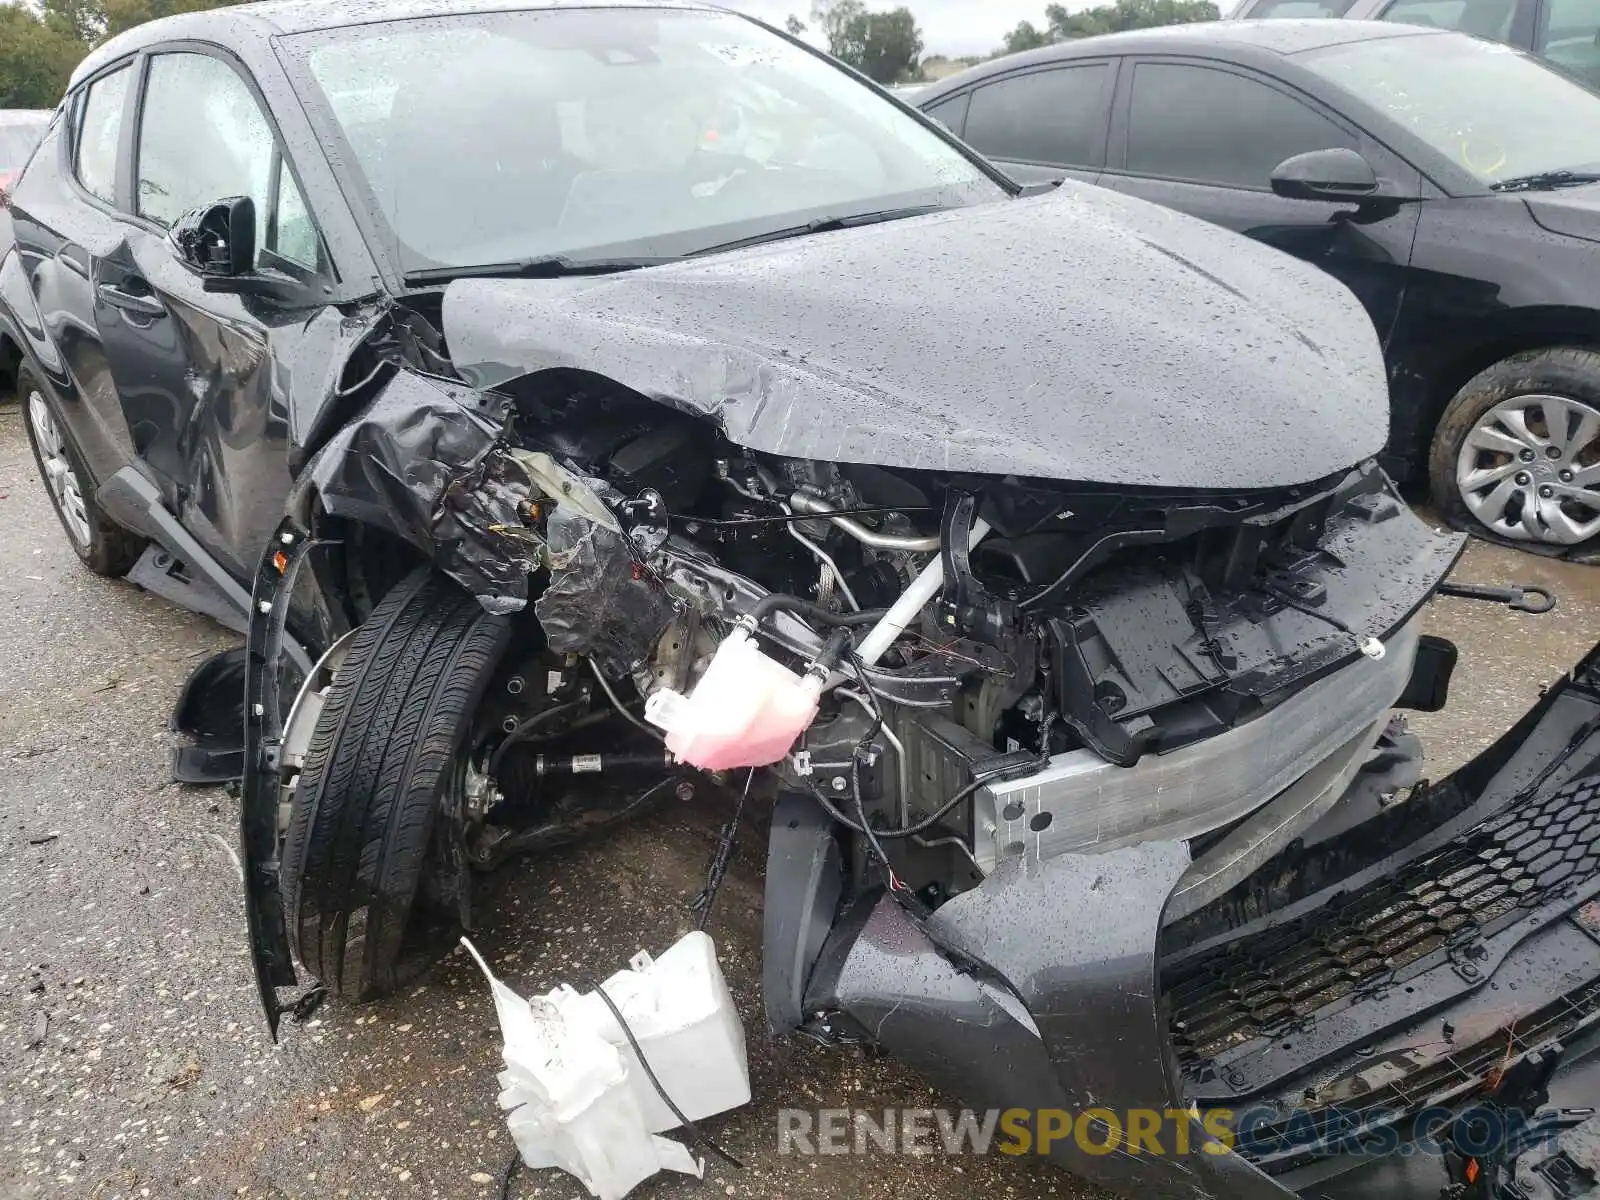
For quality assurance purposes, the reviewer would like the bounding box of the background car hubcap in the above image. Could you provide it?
[1456,392,1600,545]
[27,390,93,548]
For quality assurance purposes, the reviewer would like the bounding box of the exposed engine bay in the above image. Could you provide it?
[297,368,1460,916]
[233,295,1598,1200]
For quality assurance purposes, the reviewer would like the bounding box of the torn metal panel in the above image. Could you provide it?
[310,370,535,613]
[279,300,391,455]
[440,188,1386,490]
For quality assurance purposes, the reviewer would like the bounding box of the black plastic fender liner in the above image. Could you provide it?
[804,843,1299,1200]
[170,645,248,784]
[763,791,844,1036]
[241,516,317,1038]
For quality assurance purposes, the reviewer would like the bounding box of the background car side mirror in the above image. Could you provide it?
[171,195,256,279]
[1270,148,1380,203]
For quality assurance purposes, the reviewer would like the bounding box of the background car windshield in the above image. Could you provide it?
[280,8,999,273]
[1300,34,1600,184]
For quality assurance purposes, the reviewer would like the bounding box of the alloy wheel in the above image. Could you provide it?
[27,389,93,548]
[1455,392,1600,546]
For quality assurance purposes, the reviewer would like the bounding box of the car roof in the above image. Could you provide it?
[917,18,1445,98]
[0,110,54,124]
[72,0,726,86]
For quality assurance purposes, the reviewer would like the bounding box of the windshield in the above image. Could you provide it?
[1299,34,1600,186]
[278,8,1001,276]
[0,114,50,172]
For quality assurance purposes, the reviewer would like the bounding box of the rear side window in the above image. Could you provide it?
[923,92,969,135]
[1379,0,1517,38]
[1125,63,1353,189]
[76,65,132,205]
[961,65,1109,167]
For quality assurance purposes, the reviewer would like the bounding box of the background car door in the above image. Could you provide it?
[97,48,324,582]
[1534,0,1600,86]
[1099,58,1422,355]
[1374,0,1538,49]
[924,61,1115,185]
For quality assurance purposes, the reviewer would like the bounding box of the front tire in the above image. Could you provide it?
[19,364,142,575]
[280,565,511,1001]
[1430,347,1600,548]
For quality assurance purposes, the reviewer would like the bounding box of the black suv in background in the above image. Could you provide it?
[918,22,1600,556]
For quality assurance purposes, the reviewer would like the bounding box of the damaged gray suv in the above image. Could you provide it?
[4,2,1600,1198]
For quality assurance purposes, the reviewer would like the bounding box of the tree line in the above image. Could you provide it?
[1,0,241,107]
[795,0,1220,86]
[999,0,1221,54]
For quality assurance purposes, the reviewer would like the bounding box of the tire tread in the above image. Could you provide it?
[281,566,510,1001]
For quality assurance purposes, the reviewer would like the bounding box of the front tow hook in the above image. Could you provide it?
[1436,580,1558,614]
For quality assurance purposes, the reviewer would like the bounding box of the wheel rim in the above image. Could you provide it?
[27,390,93,548]
[1455,392,1600,546]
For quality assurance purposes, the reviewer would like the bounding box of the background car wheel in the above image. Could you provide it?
[19,365,142,576]
[1430,347,1600,548]
[281,565,511,1002]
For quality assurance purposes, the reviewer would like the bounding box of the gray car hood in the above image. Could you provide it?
[441,185,1387,490]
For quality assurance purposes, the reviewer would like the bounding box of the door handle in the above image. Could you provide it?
[98,281,166,319]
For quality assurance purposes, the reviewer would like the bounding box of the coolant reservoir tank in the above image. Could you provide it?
[644,630,822,770]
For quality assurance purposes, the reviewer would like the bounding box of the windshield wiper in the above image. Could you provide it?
[1490,169,1600,193]
[402,254,676,287]
[690,205,943,256]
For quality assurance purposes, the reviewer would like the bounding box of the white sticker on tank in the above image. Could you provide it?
[571,754,603,774]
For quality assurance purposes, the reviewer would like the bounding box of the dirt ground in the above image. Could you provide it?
[4,392,1600,1200]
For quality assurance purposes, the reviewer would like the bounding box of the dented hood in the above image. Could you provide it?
[441,186,1388,489]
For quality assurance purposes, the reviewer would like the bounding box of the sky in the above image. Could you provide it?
[724,1,1056,59]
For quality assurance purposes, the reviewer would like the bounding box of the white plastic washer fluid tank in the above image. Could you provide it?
[463,932,750,1199]
[554,930,751,1133]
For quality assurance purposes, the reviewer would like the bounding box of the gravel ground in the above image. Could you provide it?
[3,392,1599,1200]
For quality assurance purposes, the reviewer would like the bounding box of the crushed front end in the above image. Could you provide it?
[742,461,1600,1200]
[239,347,1597,1200]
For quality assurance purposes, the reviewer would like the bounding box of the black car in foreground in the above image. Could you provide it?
[918,22,1600,557]
[2,4,1597,1199]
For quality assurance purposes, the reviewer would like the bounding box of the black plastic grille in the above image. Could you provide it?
[1167,772,1600,1073]
[1233,977,1600,1169]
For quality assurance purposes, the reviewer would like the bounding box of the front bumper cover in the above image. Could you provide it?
[793,642,1600,1200]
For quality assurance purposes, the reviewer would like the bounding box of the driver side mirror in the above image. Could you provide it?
[171,195,256,278]
[1270,148,1380,204]
[169,195,303,301]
